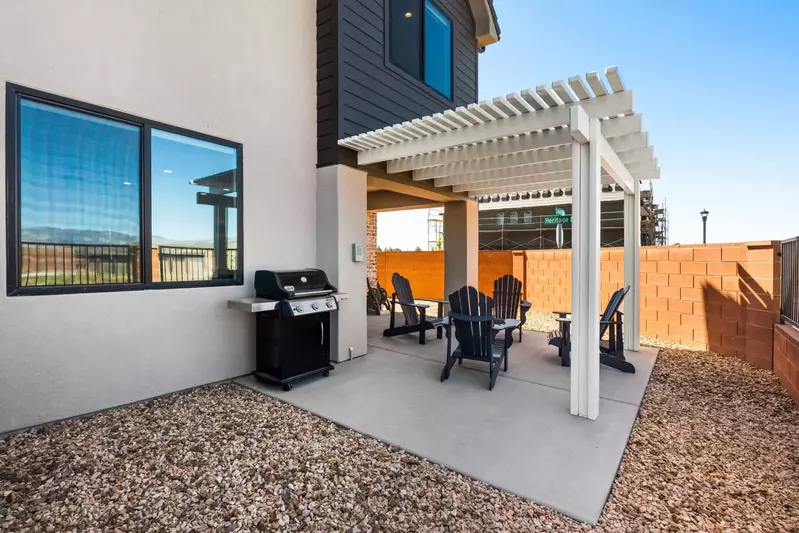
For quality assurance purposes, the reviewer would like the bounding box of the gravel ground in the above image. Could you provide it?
[2,314,798,531]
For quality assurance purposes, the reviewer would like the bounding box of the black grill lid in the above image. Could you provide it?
[254,269,337,300]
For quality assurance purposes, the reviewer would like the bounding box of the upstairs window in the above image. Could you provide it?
[509,212,519,225]
[389,0,453,99]
[6,84,243,295]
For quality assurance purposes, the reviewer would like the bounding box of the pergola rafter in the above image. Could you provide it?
[339,67,662,420]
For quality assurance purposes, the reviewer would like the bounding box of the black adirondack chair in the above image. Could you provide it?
[492,274,532,344]
[441,285,517,390]
[383,273,449,345]
[547,286,635,373]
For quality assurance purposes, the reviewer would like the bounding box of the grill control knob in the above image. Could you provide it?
[326,301,335,308]
[311,303,319,310]
[294,304,303,313]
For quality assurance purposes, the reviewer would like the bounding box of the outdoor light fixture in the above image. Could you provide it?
[700,209,709,244]
[404,11,412,18]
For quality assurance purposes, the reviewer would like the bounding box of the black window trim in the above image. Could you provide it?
[5,83,244,296]
[384,0,456,104]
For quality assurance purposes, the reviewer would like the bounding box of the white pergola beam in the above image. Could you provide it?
[468,180,572,197]
[437,159,571,188]
[624,179,641,351]
[389,129,572,174]
[477,190,625,210]
[571,118,602,420]
[455,169,572,192]
[392,114,642,175]
[608,132,648,153]
[356,91,633,165]
[598,133,635,194]
[619,146,654,166]
[414,144,572,181]
[625,158,659,178]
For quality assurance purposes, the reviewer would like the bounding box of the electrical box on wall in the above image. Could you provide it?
[352,243,364,262]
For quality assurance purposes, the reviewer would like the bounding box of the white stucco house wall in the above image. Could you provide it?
[0,0,505,433]
[0,1,319,432]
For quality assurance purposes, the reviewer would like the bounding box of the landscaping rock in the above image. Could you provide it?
[1,327,797,531]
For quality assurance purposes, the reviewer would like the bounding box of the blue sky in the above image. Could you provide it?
[21,99,237,246]
[379,0,799,249]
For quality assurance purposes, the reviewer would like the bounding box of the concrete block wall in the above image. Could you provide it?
[774,324,799,408]
[376,241,782,370]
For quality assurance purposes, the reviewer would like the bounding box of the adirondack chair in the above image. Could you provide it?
[441,285,516,390]
[492,274,532,344]
[383,272,449,345]
[546,286,635,373]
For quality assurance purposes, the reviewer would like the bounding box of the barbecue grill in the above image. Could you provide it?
[252,269,338,390]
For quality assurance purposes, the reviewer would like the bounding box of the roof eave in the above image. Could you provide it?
[469,0,500,47]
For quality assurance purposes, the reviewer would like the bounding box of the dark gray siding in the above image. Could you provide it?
[316,0,479,167]
[317,0,340,168]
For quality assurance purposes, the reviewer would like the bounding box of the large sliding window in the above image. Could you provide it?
[388,0,453,99]
[6,84,243,295]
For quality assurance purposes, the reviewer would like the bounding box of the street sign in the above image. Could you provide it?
[544,215,572,225]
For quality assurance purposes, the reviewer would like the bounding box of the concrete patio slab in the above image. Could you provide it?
[237,315,657,524]
[368,313,657,406]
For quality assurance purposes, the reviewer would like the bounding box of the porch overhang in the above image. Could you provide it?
[339,67,662,420]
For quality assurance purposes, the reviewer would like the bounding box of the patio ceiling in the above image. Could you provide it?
[338,67,659,199]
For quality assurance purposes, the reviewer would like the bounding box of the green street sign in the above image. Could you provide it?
[544,215,572,225]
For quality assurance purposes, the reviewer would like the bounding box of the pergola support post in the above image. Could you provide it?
[623,179,641,351]
[570,111,601,420]
[443,200,479,298]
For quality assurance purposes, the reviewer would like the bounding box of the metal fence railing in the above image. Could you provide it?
[20,242,238,286]
[781,237,799,326]
[157,246,238,282]
[21,242,138,286]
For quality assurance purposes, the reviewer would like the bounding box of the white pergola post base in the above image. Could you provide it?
[623,180,641,351]
[570,112,601,420]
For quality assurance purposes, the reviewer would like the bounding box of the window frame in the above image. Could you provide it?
[385,0,455,102]
[5,83,244,296]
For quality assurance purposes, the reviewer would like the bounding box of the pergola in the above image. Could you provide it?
[339,67,660,419]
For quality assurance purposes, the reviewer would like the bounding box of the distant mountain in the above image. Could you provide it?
[21,227,236,249]
[21,227,138,245]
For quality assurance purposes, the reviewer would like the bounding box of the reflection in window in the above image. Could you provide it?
[424,0,452,98]
[389,0,453,98]
[19,99,141,287]
[389,0,422,79]
[151,130,238,283]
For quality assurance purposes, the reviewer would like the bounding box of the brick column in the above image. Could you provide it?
[366,211,377,284]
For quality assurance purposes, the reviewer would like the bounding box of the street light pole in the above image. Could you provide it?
[700,209,709,244]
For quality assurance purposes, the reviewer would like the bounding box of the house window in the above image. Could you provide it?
[389,0,453,99]
[497,213,504,226]
[523,211,533,224]
[509,212,519,225]
[6,84,243,295]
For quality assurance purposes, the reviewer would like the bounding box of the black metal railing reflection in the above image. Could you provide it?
[21,242,138,286]
[20,242,238,286]
[781,237,799,326]
[157,246,237,282]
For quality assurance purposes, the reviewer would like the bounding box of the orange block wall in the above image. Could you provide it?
[377,241,781,370]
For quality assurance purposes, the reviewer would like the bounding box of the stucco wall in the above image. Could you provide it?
[0,0,318,432]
